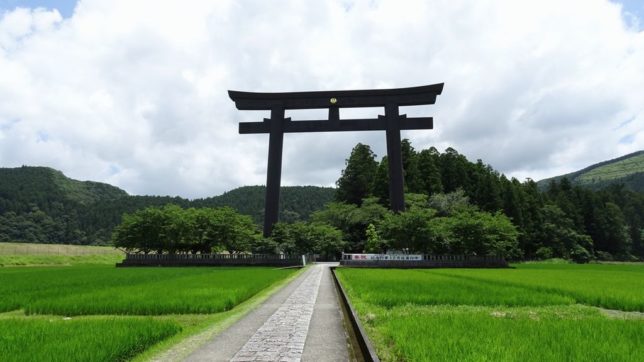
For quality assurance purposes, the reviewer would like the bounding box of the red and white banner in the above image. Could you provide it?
[345,253,423,261]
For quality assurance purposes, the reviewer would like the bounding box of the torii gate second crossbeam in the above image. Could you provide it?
[229,83,444,237]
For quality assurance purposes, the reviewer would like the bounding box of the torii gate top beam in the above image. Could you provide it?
[228,83,444,110]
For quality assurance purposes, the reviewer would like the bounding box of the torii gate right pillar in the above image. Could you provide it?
[385,103,405,212]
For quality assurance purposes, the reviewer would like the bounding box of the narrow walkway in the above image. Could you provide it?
[185,263,350,362]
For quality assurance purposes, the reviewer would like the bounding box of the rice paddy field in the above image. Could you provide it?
[0,242,124,266]
[0,246,298,361]
[335,263,644,362]
[0,265,295,315]
[0,317,180,362]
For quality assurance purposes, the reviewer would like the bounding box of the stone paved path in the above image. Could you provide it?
[231,265,323,361]
[185,263,350,362]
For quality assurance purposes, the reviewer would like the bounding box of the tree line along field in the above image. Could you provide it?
[0,251,298,362]
[335,263,644,362]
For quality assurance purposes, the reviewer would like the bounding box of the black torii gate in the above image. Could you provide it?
[229,83,444,237]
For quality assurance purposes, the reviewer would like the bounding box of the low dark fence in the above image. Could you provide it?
[340,254,508,268]
[117,253,307,267]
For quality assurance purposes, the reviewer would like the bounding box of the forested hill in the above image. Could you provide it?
[0,166,335,244]
[0,166,128,209]
[192,186,336,223]
[537,151,644,192]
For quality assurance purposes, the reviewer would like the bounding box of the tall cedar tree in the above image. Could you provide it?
[335,143,378,205]
[417,148,443,196]
[401,139,422,193]
[372,156,390,205]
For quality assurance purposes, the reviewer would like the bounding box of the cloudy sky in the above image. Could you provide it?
[0,0,643,198]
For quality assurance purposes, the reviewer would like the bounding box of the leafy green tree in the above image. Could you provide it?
[251,237,280,254]
[405,193,429,210]
[113,206,167,254]
[428,189,470,216]
[207,207,258,254]
[269,221,345,258]
[364,223,385,253]
[312,198,388,252]
[378,207,436,253]
[535,204,593,261]
[159,204,191,254]
[308,223,346,260]
[112,205,259,254]
[336,143,378,205]
[430,209,520,258]
[269,222,297,254]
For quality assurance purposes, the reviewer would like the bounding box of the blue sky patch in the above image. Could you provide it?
[36,130,49,142]
[619,134,635,144]
[613,0,644,30]
[0,0,77,18]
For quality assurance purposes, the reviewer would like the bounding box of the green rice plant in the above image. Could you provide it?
[336,264,644,361]
[0,317,181,362]
[335,268,574,308]
[0,242,124,266]
[0,254,124,267]
[375,305,644,362]
[0,265,295,315]
[0,242,122,256]
[432,263,644,311]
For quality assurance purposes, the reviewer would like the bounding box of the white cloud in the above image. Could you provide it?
[0,0,643,198]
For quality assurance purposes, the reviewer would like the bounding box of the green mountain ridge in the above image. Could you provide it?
[537,151,644,192]
[0,166,128,208]
[0,166,335,244]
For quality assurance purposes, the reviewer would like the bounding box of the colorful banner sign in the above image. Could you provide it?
[345,253,423,261]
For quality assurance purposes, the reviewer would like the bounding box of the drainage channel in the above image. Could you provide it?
[330,267,380,362]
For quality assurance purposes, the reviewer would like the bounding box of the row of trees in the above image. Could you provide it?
[112,205,257,254]
[312,193,520,259]
[111,205,348,258]
[334,141,644,260]
[111,194,519,260]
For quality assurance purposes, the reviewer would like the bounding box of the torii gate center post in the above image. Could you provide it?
[229,83,444,237]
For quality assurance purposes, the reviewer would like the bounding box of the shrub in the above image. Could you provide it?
[535,247,554,260]
[570,245,592,264]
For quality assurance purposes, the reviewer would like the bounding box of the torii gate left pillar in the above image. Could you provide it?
[229,83,444,237]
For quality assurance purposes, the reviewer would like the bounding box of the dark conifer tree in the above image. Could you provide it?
[417,148,443,196]
[439,147,470,193]
[401,139,421,193]
[372,156,390,206]
[335,143,378,206]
